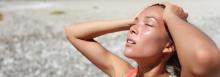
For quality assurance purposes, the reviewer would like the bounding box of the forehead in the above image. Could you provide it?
[137,6,164,21]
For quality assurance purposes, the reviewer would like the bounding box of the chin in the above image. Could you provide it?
[124,48,138,59]
[124,48,132,58]
[124,48,154,60]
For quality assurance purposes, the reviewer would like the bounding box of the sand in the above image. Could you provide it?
[0,0,220,77]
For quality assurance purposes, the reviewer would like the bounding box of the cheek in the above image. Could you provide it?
[136,38,160,57]
[124,28,168,58]
[136,31,166,56]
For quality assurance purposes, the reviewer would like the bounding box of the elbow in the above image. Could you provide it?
[193,49,220,75]
[197,50,215,65]
[64,25,89,40]
[64,26,73,39]
[196,49,220,66]
[64,26,70,37]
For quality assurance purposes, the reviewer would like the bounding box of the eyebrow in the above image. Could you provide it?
[145,16,158,23]
[135,16,159,23]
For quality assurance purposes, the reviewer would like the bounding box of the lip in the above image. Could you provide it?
[126,37,136,46]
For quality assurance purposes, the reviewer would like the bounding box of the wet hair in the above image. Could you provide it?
[150,3,181,77]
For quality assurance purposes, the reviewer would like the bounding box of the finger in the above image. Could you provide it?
[184,12,188,19]
[180,9,185,18]
[180,11,188,20]
[180,8,188,19]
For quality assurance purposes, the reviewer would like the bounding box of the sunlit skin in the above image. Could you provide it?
[125,6,171,59]
[65,2,220,77]
[124,6,173,77]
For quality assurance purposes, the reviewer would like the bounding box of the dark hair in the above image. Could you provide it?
[150,3,165,8]
[150,3,181,77]
[166,51,181,76]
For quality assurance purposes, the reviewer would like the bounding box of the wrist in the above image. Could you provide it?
[117,19,134,30]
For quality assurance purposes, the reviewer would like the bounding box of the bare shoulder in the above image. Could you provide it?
[108,54,134,77]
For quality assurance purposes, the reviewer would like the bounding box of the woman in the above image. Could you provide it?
[64,2,220,77]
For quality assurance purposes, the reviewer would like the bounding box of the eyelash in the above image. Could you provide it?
[145,23,154,27]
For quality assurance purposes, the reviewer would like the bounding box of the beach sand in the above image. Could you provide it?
[0,0,220,77]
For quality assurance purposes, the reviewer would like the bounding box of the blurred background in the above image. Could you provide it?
[0,0,220,77]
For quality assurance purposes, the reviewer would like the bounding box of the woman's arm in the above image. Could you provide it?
[64,19,134,76]
[163,3,220,76]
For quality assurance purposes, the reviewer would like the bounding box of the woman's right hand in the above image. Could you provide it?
[64,19,135,76]
[124,19,136,30]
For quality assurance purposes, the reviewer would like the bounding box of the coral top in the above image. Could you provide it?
[124,68,137,77]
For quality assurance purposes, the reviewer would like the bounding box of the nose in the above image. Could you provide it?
[129,24,138,35]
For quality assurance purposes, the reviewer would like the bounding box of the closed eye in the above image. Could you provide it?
[145,23,154,27]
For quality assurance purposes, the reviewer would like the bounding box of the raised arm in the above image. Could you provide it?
[64,19,134,76]
[163,3,220,77]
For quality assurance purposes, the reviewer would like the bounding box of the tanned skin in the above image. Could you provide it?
[65,2,220,77]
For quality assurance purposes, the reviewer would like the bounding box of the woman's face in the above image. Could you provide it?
[124,6,171,59]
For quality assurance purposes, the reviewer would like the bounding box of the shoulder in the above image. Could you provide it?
[109,55,134,77]
[123,68,137,77]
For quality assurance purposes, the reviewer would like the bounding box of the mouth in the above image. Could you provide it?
[127,38,136,44]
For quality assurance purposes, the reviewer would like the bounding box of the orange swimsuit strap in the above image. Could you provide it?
[124,68,137,77]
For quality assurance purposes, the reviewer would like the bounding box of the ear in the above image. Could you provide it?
[162,40,174,53]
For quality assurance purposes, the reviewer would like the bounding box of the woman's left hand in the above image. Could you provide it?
[162,2,188,20]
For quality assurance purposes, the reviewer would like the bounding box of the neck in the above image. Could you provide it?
[135,55,169,77]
